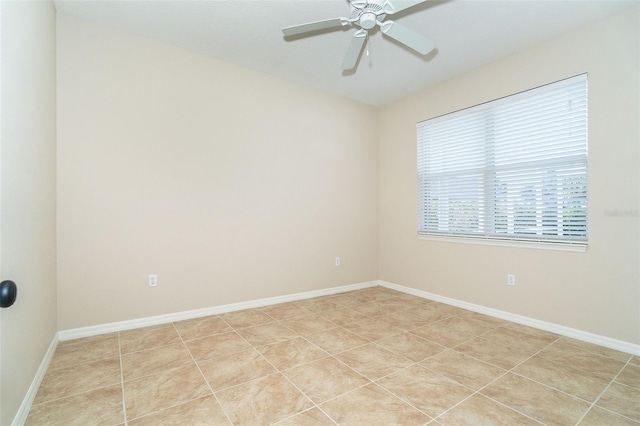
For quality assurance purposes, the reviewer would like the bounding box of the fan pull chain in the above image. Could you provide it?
[366,35,370,56]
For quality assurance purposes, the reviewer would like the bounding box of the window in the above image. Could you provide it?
[417,74,588,249]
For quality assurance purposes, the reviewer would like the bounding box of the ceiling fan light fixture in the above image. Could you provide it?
[359,12,377,30]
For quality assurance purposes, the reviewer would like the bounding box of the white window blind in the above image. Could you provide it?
[417,74,588,245]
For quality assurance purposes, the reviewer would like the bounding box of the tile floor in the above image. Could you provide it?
[27,286,640,425]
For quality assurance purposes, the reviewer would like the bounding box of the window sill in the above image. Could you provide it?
[417,234,587,253]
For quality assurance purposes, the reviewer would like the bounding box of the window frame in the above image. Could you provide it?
[416,74,588,252]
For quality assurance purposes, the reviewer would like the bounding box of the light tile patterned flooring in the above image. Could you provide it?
[27,286,640,425]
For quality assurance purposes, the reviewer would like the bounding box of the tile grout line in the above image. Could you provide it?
[278,326,373,414]
[256,321,338,423]
[270,297,471,422]
[364,343,516,424]
[117,332,128,426]
[368,361,439,422]
[171,321,235,426]
[120,323,240,423]
[372,379,440,425]
[573,356,635,425]
[504,354,629,407]
[222,315,341,426]
[26,381,122,408]
[273,407,338,426]
[227,298,428,423]
[470,333,624,424]
[304,327,439,420]
[420,333,564,425]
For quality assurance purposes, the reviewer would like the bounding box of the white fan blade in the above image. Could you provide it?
[282,18,348,36]
[342,30,367,70]
[380,20,434,55]
[382,0,429,15]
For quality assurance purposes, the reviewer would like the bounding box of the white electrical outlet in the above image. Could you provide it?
[335,257,341,267]
[148,274,158,287]
[507,274,516,286]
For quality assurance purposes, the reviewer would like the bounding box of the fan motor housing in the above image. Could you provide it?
[351,2,386,29]
[359,12,377,29]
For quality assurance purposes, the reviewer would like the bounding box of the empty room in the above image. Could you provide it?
[1,0,639,424]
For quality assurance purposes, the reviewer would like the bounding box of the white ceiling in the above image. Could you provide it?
[54,0,637,106]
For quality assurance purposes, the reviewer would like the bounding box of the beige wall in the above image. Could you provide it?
[379,7,640,344]
[57,7,640,347]
[1,1,58,424]
[56,14,379,330]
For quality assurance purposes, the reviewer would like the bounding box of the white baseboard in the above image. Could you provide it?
[378,280,640,356]
[19,278,638,425]
[58,280,378,341]
[12,333,59,426]
[58,280,640,352]
[58,278,640,355]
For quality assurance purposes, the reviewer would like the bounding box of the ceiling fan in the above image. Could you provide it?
[282,0,434,71]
